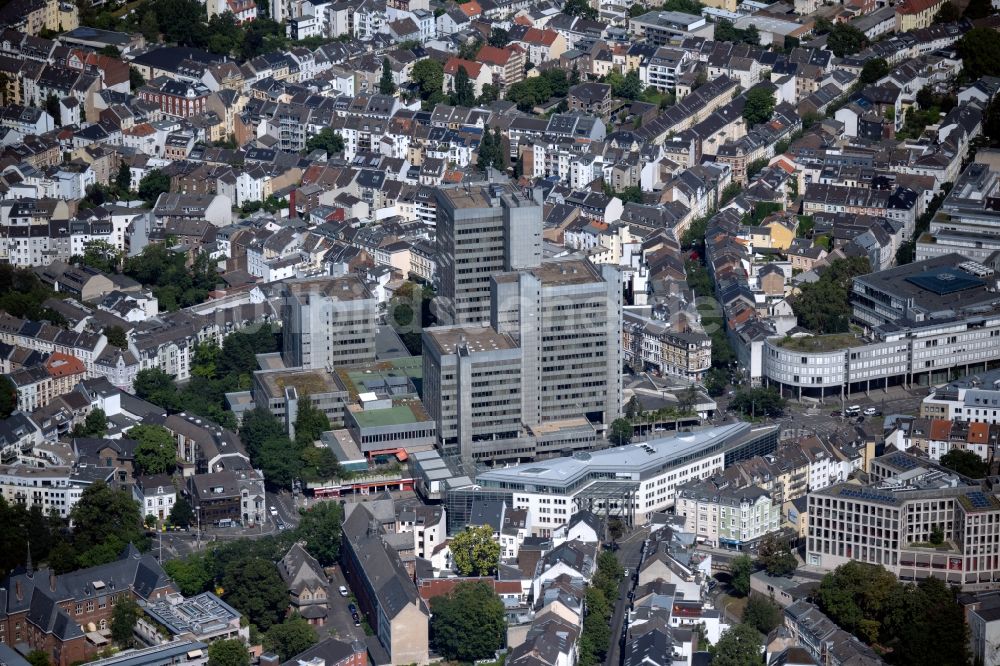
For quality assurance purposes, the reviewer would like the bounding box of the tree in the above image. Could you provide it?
[826,22,869,58]
[140,10,160,42]
[296,501,343,566]
[929,523,945,545]
[207,639,251,666]
[730,554,753,597]
[105,325,128,349]
[756,532,797,576]
[940,448,989,478]
[169,496,194,528]
[379,57,396,95]
[134,368,178,408]
[263,615,317,661]
[129,66,146,91]
[26,651,49,666]
[933,1,961,22]
[74,408,107,438]
[712,623,762,666]
[488,27,509,47]
[451,65,476,107]
[411,58,444,101]
[955,27,1000,81]
[111,597,140,645]
[0,375,15,418]
[164,554,213,596]
[743,595,782,634]
[131,424,177,475]
[743,86,775,127]
[964,0,992,19]
[730,387,785,419]
[478,83,499,105]
[304,127,344,155]
[451,524,501,576]
[430,582,506,661]
[859,57,889,85]
[115,162,133,195]
[791,257,870,334]
[562,0,597,19]
[625,395,642,419]
[615,69,643,100]
[609,417,633,445]
[138,169,170,205]
[294,398,330,448]
[817,561,898,644]
[69,481,148,569]
[222,556,288,631]
[882,576,971,666]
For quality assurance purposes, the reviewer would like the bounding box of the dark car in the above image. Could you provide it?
[831,410,842,417]
[348,603,357,614]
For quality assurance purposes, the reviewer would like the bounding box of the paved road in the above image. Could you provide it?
[323,565,367,643]
[606,528,648,666]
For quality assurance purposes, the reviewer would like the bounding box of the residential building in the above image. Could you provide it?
[675,479,782,548]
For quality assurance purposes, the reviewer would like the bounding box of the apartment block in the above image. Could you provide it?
[281,276,376,370]
[675,479,782,548]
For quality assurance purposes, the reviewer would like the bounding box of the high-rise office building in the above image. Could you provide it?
[435,184,543,325]
[281,276,376,370]
[422,256,622,467]
[492,257,623,428]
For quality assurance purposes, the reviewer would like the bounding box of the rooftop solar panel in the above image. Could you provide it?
[905,268,985,295]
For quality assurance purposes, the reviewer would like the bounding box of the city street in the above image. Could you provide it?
[606,527,648,666]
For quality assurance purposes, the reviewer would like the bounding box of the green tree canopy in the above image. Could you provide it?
[69,481,148,569]
[138,169,170,205]
[430,582,506,661]
[451,524,501,576]
[0,375,16,419]
[826,22,869,58]
[169,495,195,528]
[562,0,597,18]
[859,57,889,85]
[296,501,343,566]
[609,417,633,445]
[756,532,797,576]
[305,127,344,156]
[451,65,476,107]
[105,325,128,349]
[712,623,762,666]
[263,615,317,662]
[164,553,213,596]
[817,561,899,643]
[111,597,140,646]
[26,652,49,666]
[743,86,776,126]
[742,595,782,634]
[410,58,444,101]
[294,399,330,448]
[131,424,177,475]
[940,449,990,478]
[730,554,754,597]
[207,639,251,666]
[790,257,871,333]
[379,57,396,95]
[955,27,1000,80]
[73,408,108,438]
[730,387,785,419]
[222,556,288,631]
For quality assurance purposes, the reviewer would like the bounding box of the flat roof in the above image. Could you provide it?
[424,325,519,356]
[257,368,344,398]
[477,423,751,491]
[349,402,431,429]
[283,275,372,302]
[528,258,604,287]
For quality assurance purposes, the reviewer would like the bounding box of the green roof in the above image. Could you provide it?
[774,333,865,352]
[351,404,428,429]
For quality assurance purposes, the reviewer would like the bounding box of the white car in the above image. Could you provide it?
[339,586,349,597]
[863,407,879,416]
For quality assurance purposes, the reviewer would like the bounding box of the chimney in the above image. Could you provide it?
[15,580,22,601]
[50,570,57,592]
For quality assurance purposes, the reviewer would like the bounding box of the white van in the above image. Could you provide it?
[845,405,861,416]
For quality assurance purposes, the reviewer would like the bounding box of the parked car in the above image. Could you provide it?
[339,585,349,597]
[831,410,842,417]
[348,603,357,614]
